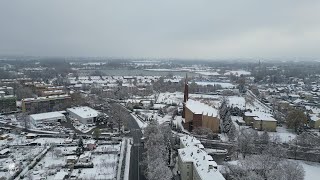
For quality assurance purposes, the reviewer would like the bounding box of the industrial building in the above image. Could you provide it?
[29,111,66,126]
[67,106,100,124]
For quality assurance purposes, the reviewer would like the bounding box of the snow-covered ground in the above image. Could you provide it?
[124,139,132,180]
[0,146,44,178]
[195,81,235,88]
[73,123,96,133]
[266,126,296,143]
[156,92,220,105]
[293,160,320,180]
[77,153,118,179]
[32,137,66,145]
[24,143,121,180]
[131,113,148,129]
[225,158,320,180]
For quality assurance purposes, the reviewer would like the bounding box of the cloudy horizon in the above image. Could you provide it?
[1,0,320,59]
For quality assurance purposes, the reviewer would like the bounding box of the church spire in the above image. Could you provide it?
[184,73,189,103]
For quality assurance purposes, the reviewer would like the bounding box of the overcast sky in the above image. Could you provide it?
[0,0,319,59]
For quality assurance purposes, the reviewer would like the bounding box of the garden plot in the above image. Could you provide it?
[0,146,43,179]
[76,153,119,180]
[0,133,28,146]
[93,144,121,153]
[23,143,121,180]
[27,149,67,180]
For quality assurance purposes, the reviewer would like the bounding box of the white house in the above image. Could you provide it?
[67,106,100,124]
[29,111,66,126]
[177,136,225,180]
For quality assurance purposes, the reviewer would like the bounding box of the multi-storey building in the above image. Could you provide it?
[178,135,225,180]
[21,94,71,113]
[0,91,16,113]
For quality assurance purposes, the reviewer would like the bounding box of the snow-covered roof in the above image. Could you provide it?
[53,171,68,180]
[0,148,10,155]
[67,155,78,160]
[253,116,277,122]
[185,99,218,117]
[180,135,203,148]
[67,106,100,119]
[29,111,65,121]
[178,146,225,180]
[310,114,320,122]
[85,139,96,144]
[23,94,70,102]
[26,133,37,137]
[80,151,92,159]
[245,112,277,121]
[231,116,245,123]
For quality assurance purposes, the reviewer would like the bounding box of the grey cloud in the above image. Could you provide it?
[0,0,319,59]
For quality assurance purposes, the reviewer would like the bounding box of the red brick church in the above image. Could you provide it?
[182,75,220,133]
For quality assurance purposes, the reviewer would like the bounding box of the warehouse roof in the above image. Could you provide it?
[67,106,100,119]
[30,111,65,121]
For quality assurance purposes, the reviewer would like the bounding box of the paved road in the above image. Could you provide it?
[110,103,146,180]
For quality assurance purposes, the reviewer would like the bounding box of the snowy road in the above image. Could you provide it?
[110,103,146,180]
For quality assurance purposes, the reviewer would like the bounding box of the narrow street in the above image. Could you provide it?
[110,103,146,180]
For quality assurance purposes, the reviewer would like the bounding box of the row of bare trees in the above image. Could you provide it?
[228,128,305,180]
[142,120,173,180]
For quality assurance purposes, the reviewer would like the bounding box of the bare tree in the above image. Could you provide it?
[286,109,308,133]
[93,128,101,140]
[111,104,125,134]
[143,120,173,179]
[17,113,30,130]
[237,129,255,158]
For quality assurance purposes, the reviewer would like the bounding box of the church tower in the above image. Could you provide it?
[182,73,189,118]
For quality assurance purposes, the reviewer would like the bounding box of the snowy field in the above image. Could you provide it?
[156,92,220,105]
[195,81,235,88]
